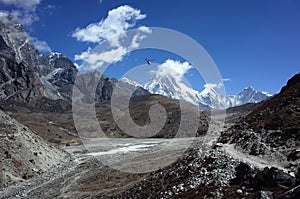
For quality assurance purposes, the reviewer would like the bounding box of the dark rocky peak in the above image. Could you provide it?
[42,52,79,100]
[47,53,77,70]
[73,71,113,103]
[242,86,255,92]
[0,16,41,66]
[0,16,81,101]
[281,72,300,93]
[243,72,300,131]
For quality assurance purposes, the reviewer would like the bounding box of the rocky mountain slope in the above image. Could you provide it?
[116,77,150,96]
[0,56,43,101]
[0,109,67,188]
[225,102,261,124]
[0,16,150,104]
[144,73,270,109]
[0,16,78,101]
[219,73,300,174]
[106,94,209,138]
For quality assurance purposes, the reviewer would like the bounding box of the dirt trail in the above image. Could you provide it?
[222,143,288,172]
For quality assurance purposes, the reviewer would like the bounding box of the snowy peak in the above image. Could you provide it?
[120,77,142,88]
[144,74,202,105]
[227,86,271,107]
[48,52,63,59]
[143,73,270,109]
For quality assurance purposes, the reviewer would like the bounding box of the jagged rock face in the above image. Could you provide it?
[0,56,43,101]
[0,33,15,60]
[0,16,80,101]
[0,17,44,102]
[0,16,45,69]
[41,53,78,100]
[73,71,113,103]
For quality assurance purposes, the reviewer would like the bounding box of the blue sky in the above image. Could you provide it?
[0,0,299,95]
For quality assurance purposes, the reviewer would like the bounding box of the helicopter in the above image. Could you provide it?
[145,58,154,65]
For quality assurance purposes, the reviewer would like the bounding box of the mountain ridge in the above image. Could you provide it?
[143,73,270,109]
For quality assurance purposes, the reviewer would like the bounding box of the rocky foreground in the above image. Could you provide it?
[0,109,68,188]
[0,134,299,199]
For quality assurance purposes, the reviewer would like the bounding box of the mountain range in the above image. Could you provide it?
[142,73,271,109]
[0,17,152,106]
[0,16,271,109]
[0,15,299,199]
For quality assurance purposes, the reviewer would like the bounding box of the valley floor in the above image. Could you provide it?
[1,132,297,198]
[1,137,211,198]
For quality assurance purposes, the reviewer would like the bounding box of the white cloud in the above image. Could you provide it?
[72,5,146,45]
[203,83,222,90]
[0,0,42,26]
[88,47,127,64]
[30,37,52,53]
[9,10,39,26]
[74,47,92,61]
[73,5,151,71]
[0,0,42,11]
[75,33,143,69]
[138,26,152,33]
[155,59,192,81]
[75,46,128,69]
[130,33,146,49]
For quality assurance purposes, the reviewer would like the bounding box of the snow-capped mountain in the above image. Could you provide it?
[144,74,270,109]
[144,73,203,106]
[226,87,272,108]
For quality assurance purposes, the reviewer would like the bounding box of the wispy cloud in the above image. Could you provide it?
[30,36,52,53]
[0,0,42,26]
[44,4,56,15]
[45,4,55,10]
[222,78,231,82]
[73,5,151,70]
[0,0,42,11]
